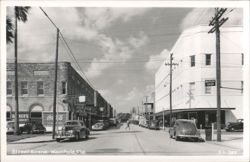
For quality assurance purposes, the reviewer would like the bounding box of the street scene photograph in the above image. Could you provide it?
[1,1,249,161]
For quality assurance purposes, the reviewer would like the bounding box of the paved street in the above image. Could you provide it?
[7,123,243,156]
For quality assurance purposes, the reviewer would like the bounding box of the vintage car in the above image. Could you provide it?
[92,122,105,131]
[169,119,201,141]
[55,120,90,142]
[6,121,15,134]
[20,122,46,134]
[225,119,243,132]
[148,120,160,130]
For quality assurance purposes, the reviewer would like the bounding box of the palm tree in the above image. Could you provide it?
[13,6,31,135]
[6,17,14,44]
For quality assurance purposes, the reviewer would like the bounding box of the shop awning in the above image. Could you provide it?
[155,107,235,117]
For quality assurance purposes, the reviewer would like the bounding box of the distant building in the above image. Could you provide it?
[6,62,113,131]
[154,25,243,128]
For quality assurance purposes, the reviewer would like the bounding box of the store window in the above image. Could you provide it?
[7,81,12,95]
[205,54,212,66]
[37,81,44,95]
[190,55,195,67]
[21,81,28,96]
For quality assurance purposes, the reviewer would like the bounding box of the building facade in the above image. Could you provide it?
[155,25,243,128]
[6,62,113,131]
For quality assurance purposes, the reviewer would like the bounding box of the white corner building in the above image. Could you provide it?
[154,25,243,128]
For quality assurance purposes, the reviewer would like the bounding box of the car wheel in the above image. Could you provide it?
[175,136,180,141]
[75,133,80,141]
[85,131,89,139]
[56,138,61,142]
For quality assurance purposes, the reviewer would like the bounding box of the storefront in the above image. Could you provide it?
[156,108,234,129]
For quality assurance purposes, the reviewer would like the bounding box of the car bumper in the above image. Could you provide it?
[55,134,76,139]
[178,134,200,138]
[92,127,104,131]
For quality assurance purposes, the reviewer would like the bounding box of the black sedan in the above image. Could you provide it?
[225,119,243,132]
[55,120,90,142]
[169,119,201,141]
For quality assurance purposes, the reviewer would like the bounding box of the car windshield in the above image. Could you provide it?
[96,123,104,126]
[178,121,196,130]
[65,121,79,126]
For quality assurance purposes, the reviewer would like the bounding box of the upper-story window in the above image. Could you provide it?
[205,54,212,66]
[242,53,244,65]
[190,55,195,67]
[21,81,28,96]
[7,81,12,96]
[241,81,243,93]
[37,81,44,95]
[62,81,67,94]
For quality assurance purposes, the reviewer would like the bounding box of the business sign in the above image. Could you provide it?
[11,112,29,124]
[79,96,86,103]
[205,80,216,87]
[42,111,68,127]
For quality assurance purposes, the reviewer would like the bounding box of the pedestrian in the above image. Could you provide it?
[125,120,130,130]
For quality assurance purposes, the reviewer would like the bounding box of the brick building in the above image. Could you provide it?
[6,62,113,131]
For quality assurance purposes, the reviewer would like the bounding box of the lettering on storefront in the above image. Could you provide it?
[11,112,29,123]
[42,112,68,127]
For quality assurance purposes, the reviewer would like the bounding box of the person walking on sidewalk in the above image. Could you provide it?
[125,120,130,130]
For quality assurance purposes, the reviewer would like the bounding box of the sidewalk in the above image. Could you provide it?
[160,127,243,149]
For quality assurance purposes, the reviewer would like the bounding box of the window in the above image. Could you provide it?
[21,81,28,95]
[7,81,12,95]
[190,55,195,67]
[242,53,244,65]
[37,81,44,95]
[62,81,67,94]
[241,81,243,93]
[205,54,212,66]
[205,86,212,94]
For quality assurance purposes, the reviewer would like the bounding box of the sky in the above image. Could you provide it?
[6,7,243,113]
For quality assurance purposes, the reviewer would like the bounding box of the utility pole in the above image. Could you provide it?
[14,7,19,135]
[208,8,228,142]
[165,53,178,126]
[52,28,60,139]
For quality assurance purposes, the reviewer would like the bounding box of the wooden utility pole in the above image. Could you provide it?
[165,53,178,126]
[208,8,228,142]
[52,28,60,139]
[14,7,19,135]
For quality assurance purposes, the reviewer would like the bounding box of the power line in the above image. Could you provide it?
[39,7,95,90]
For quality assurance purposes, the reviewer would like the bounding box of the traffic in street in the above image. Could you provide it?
[7,122,243,155]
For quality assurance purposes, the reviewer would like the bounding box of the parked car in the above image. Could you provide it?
[148,120,160,130]
[92,122,105,131]
[55,120,90,142]
[225,119,243,132]
[6,121,15,134]
[20,122,46,134]
[169,119,201,141]
[109,118,118,127]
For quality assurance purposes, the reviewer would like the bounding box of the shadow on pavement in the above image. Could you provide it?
[9,139,55,144]
[91,148,122,153]
[111,130,142,134]
[60,137,97,143]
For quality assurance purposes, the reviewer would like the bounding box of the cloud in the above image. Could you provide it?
[128,31,149,48]
[85,32,149,78]
[83,8,150,30]
[145,49,170,72]
[180,8,243,31]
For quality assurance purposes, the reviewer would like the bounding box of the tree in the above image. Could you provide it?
[6,17,14,43]
[12,6,31,135]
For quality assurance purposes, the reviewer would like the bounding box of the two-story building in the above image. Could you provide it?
[6,62,114,131]
[154,25,243,128]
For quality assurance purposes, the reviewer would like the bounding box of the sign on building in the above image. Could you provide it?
[79,96,86,103]
[205,80,216,86]
[42,112,68,127]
